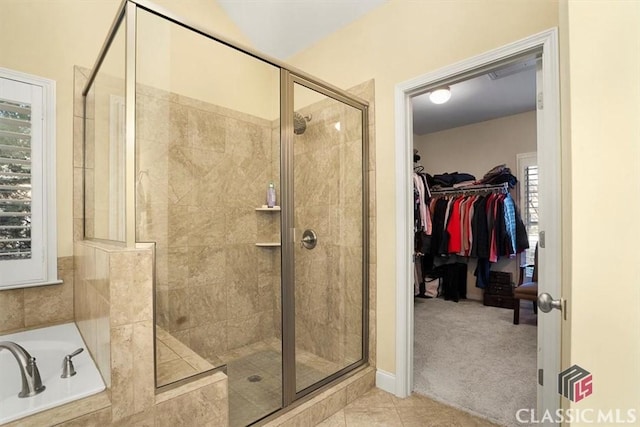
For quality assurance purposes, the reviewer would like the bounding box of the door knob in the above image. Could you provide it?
[537,292,562,313]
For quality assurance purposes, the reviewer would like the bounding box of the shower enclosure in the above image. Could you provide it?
[82,1,369,426]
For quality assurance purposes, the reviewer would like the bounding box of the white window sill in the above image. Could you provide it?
[1,279,64,291]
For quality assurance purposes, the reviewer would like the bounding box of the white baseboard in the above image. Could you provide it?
[375,369,396,394]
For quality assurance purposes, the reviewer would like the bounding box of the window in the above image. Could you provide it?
[0,67,59,289]
[517,152,538,270]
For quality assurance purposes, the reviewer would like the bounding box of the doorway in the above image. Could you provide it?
[411,58,538,425]
[394,29,562,425]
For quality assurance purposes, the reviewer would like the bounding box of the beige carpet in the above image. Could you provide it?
[413,297,537,426]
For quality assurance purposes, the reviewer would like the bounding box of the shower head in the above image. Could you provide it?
[293,112,312,135]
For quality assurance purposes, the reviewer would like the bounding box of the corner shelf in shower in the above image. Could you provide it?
[256,206,280,247]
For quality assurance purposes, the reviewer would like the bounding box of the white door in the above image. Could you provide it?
[535,53,562,423]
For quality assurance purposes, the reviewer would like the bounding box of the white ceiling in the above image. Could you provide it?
[412,60,537,135]
[215,1,536,135]
[216,0,387,60]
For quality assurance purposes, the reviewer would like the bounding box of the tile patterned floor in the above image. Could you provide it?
[317,387,501,427]
[222,340,343,427]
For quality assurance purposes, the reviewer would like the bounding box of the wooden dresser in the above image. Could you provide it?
[483,271,515,309]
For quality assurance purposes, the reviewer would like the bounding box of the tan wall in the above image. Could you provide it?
[0,0,252,259]
[414,111,536,185]
[288,0,558,374]
[414,111,537,300]
[562,0,640,417]
[136,7,279,121]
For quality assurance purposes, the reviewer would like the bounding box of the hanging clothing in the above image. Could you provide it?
[427,191,527,262]
[413,169,434,296]
[446,197,463,254]
[413,173,431,234]
[503,193,517,255]
[412,168,529,296]
[430,198,448,257]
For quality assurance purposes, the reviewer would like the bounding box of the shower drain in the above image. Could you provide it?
[247,375,262,383]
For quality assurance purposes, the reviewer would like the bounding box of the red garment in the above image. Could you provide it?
[446,197,463,253]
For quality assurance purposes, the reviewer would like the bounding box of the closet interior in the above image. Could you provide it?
[413,162,529,303]
[410,56,539,426]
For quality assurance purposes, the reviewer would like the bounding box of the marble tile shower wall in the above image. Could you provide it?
[135,86,281,363]
[292,96,366,364]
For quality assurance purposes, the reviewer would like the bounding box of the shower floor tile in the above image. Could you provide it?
[155,326,216,388]
[224,341,342,427]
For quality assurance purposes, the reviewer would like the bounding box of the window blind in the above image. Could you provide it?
[524,164,539,266]
[0,98,32,261]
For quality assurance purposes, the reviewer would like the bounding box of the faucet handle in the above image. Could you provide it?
[61,347,84,378]
[68,348,84,359]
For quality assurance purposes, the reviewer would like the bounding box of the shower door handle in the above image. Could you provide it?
[300,229,317,249]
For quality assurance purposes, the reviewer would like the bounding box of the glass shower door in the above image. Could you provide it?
[289,79,367,394]
[135,8,283,426]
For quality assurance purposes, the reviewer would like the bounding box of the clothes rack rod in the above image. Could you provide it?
[430,182,509,196]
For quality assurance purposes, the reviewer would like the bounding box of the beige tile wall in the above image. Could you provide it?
[135,86,281,365]
[0,256,74,335]
[74,62,376,373]
[74,241,155,395]
[291,80,376,367]
[74,241,111,387]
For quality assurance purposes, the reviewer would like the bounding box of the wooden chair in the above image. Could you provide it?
[513,244,538,325]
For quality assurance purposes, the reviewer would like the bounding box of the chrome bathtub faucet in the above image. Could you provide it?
[0,341,46,398]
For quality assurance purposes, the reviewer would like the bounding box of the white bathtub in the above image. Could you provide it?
[0,323,105,424]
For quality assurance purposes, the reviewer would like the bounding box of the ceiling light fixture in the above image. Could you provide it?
[429,87,451,104]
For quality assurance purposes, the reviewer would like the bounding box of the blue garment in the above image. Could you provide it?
[503,194,517,254]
